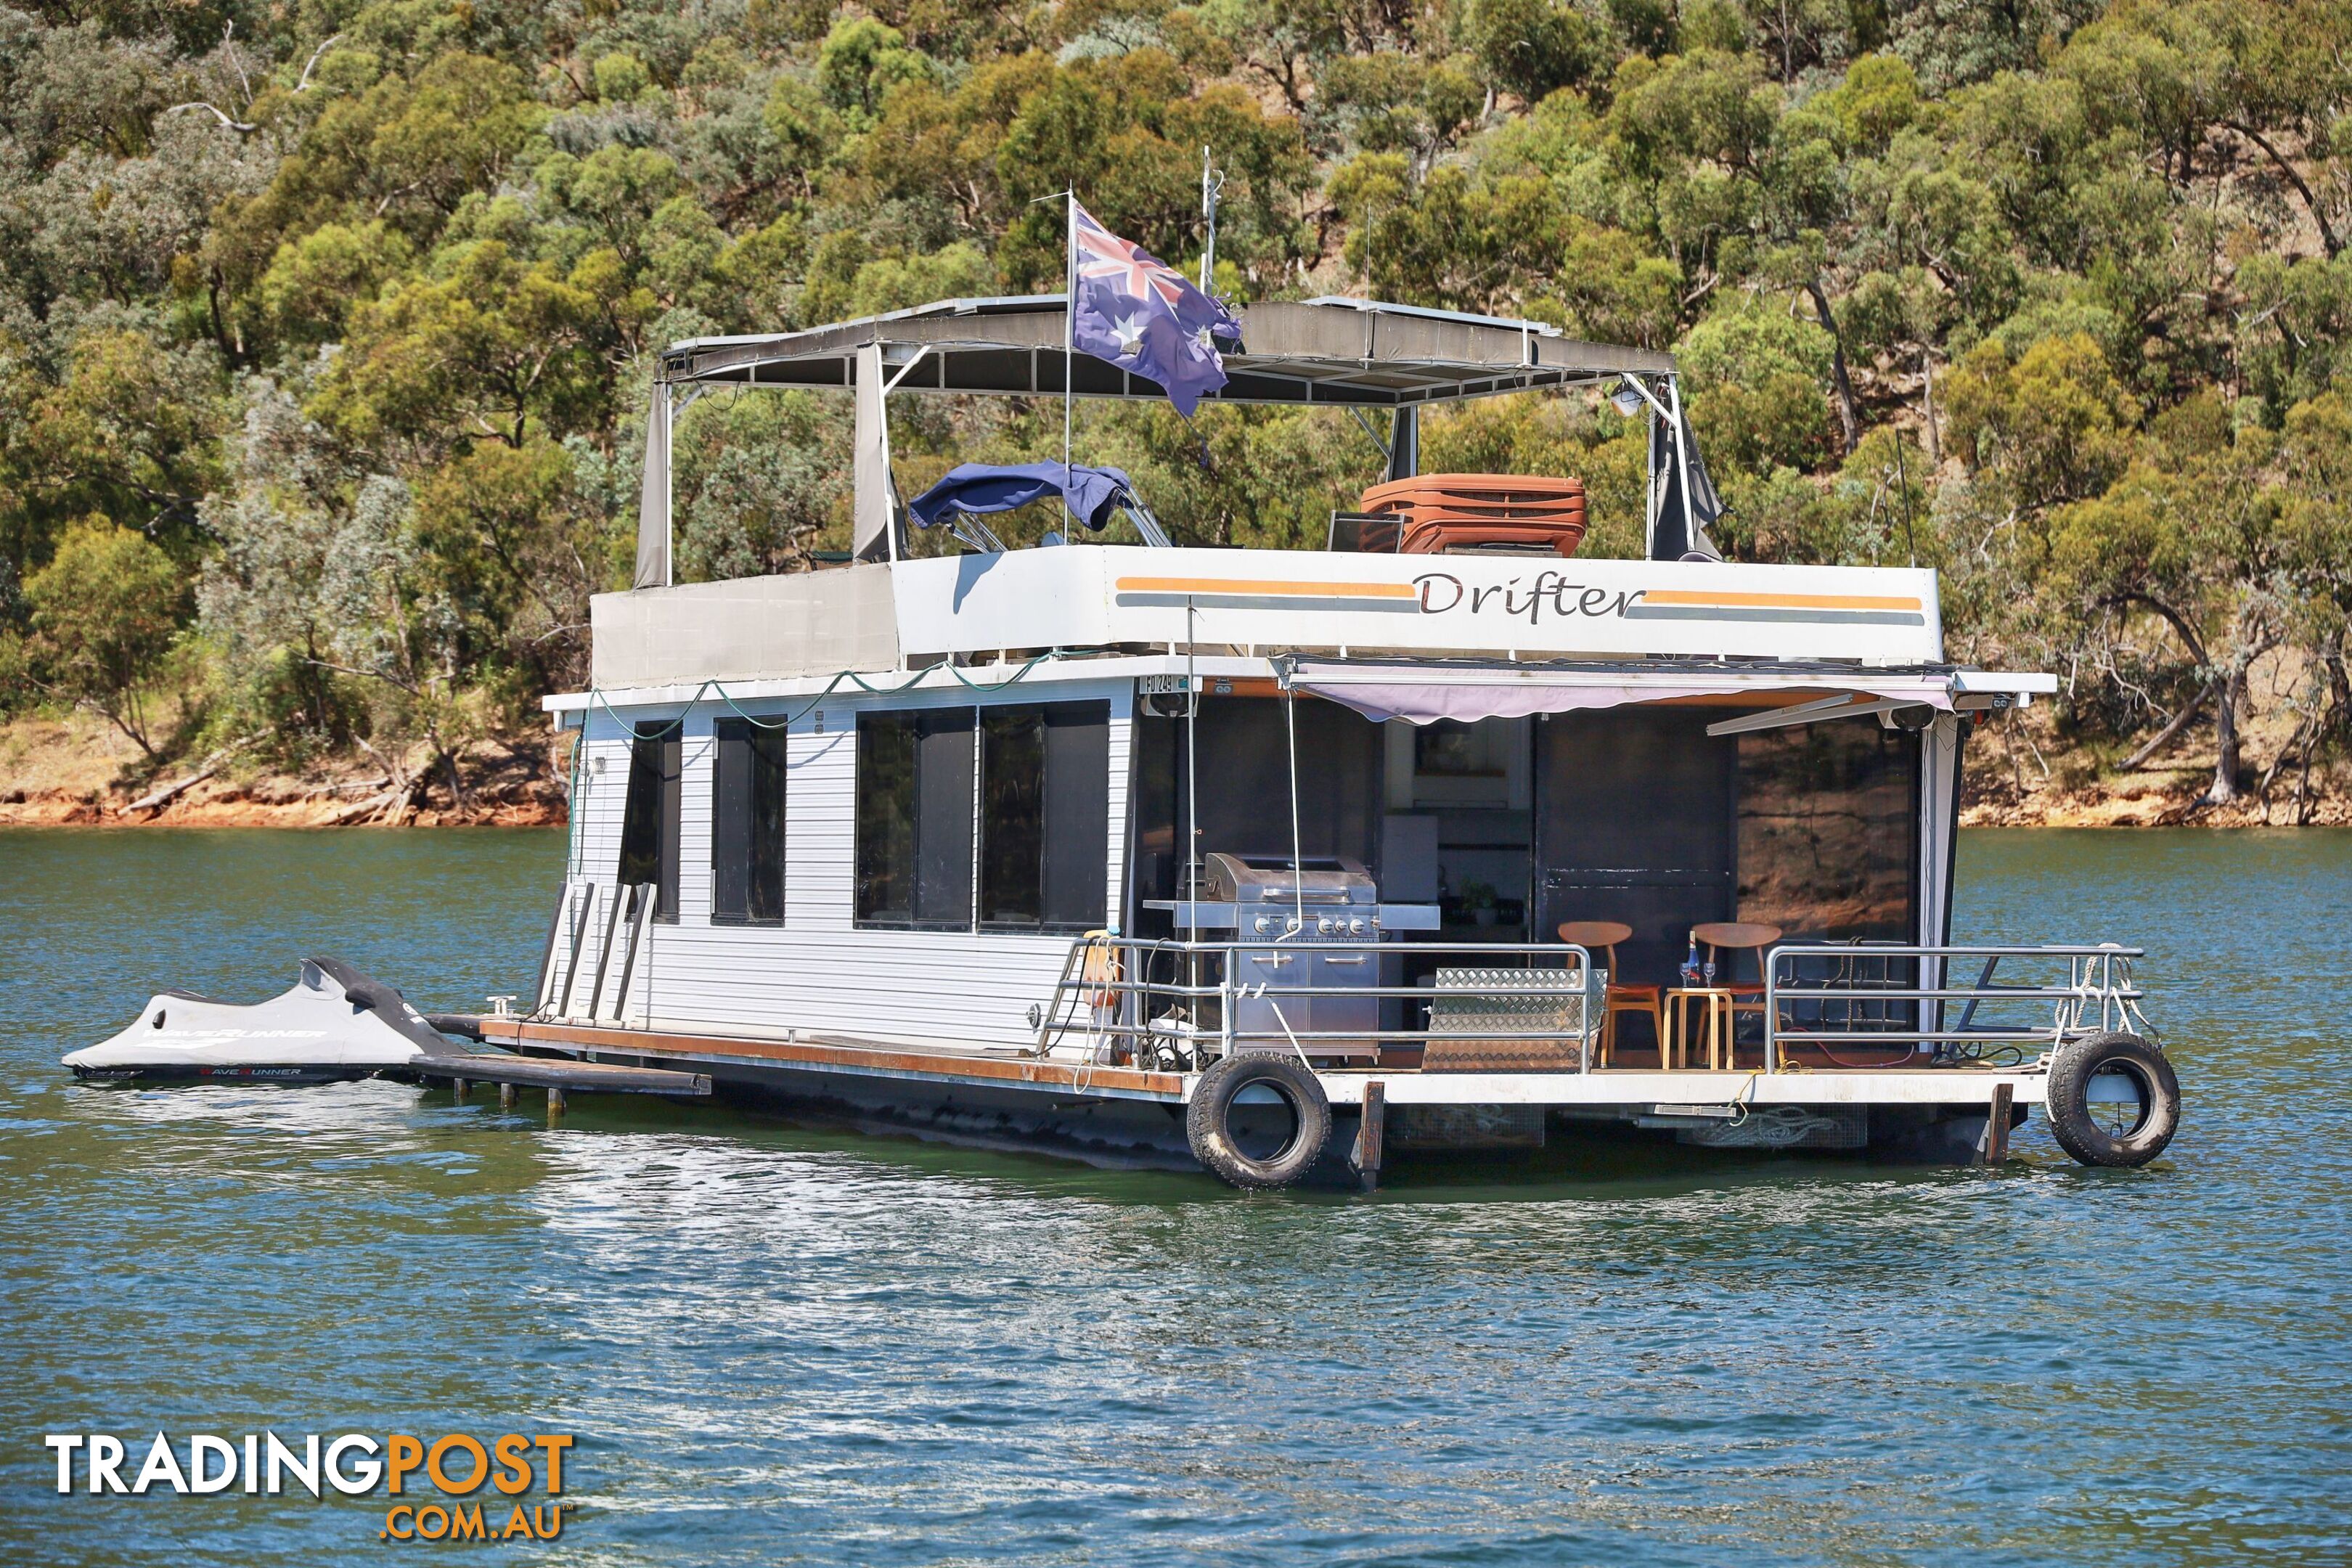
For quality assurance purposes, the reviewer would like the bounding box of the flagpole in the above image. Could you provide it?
[1063,191,1076,530]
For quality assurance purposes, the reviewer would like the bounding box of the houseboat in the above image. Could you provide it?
[475,295,2180,1187]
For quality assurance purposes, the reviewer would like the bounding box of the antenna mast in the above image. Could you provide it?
[1199,147,1224,293]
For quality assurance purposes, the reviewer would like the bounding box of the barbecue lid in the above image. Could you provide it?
[1201,853,1376,904]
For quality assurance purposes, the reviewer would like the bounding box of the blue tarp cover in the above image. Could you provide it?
[907,462,1135,533]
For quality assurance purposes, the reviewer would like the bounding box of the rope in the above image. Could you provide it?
[1726,1067,1762,1126]
[1283,671,1305,932]
[1263,995,1317,1074]
[578,654,1063,743]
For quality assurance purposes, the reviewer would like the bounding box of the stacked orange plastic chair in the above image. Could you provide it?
[1357,474,1588,558]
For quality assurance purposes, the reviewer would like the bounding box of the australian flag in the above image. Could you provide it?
[1069,200,1241,418]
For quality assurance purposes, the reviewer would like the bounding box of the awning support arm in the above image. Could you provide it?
[1705,694,1902,737]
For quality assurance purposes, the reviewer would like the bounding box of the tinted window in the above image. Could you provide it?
[912,710,976,927]
[617,722,681,924]
[981,702,1109,931]
[713,719,787,924]
[856,709,976,928]
[981,709,1045,926]
[854,713,917,924]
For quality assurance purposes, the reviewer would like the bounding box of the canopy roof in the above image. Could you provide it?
[908,462,1136,532]
[659,295,1676,407]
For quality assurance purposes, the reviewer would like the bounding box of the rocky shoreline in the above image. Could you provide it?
[0,782,566,828]
[2,714,2342,831]
[6,775,2343,833]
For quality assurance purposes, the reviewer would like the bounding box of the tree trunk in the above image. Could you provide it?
[2119,681,2212,772]
[441,747,471,814]
[1805,279,1860,457]
[1920,346,1939,468]
[2204,663,2247,807]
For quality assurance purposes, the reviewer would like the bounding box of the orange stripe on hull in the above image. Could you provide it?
[1114,576,1418,600]
[1639,589,1922,612]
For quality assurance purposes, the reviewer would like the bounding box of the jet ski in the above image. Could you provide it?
[65,957,455,1083]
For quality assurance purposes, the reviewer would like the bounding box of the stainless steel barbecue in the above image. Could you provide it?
[1202,854,1379,935]
[1198,855,1381,1055]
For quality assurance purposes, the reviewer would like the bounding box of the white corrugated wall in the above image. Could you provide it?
[552,676,1133,1049]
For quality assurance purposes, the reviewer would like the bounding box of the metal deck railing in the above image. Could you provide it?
[1036,936,2155,1075]
[1032,937,1599,1070]
[531,878,658,1026]
[1763,942,2154,1073]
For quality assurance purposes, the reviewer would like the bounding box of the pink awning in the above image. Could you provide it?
[1287,662,1953,725]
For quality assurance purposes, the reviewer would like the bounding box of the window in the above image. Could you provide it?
[981,703,1109,931]
[617,722,681,923]
[854,709,975,928]
[712,718,787,924]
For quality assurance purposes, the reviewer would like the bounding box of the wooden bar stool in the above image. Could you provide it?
[1556,921,1660,1067]
[1666,986,1736,1070]
[1690,921,1784,1067]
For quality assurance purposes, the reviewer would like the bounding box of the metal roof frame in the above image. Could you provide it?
[659,295,1676,408]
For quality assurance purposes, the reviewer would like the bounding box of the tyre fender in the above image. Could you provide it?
[1185,1053,1332,1190]
[2045,1031,2180,1168]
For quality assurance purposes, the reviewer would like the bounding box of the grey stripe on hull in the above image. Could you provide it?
[1622,605,1927,626]
[1114,592,1420,613]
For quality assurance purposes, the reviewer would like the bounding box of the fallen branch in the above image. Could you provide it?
[326,789,401,826]
[2118,682,2214,772]
[126,733,264,814]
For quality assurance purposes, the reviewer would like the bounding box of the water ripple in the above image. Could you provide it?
[0,827,2347,1565]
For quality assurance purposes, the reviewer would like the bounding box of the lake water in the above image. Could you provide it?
[1,827,2346,1566]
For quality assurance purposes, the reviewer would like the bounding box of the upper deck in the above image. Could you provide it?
[585,550,1951,695]
[584,291,2039,706]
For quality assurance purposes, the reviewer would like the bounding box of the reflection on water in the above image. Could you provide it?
[1,826,2348,1566]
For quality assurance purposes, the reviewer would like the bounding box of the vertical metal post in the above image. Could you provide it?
[660,388,674,586]
[1218,947,1235,1062]
[1643,396,1660,558]
[547,1086,567,1122]
[1666,375,1697,555]
[556,883,595,1020]
[1576,945,1594,1073]
[499,1082,517,1111]
[453,1078,468,1103]
[1199,147,1220,293]
[1063,192,1077,525]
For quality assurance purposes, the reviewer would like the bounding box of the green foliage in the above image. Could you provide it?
[20,517,187,756]
[0,0,2349,789]
[1678,298,1837,474]
[1942,331,2138,513]
[1460,0,1609,103]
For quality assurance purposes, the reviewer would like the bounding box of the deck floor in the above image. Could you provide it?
[481,1018,2043,1106]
